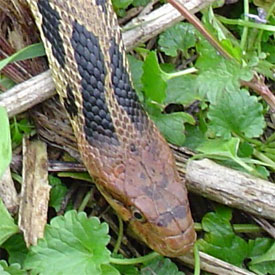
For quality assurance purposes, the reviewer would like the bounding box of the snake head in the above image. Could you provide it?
[128,181,196,257]
[126,139,196,257]
[99,132,196,257]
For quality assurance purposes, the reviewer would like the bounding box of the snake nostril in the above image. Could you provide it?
[139,172,146,180]
[130,143,136,152]
[156,220,165,227]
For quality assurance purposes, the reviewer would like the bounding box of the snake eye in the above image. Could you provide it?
[131,207,146,223]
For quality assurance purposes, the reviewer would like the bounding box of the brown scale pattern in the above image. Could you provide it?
[27,0,196,257]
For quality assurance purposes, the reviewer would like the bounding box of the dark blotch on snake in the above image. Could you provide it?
[109,38,148,132]
[37,0,66,68]
[172,205,186,219]
[71,21,119,146]
[156,212,174,227]
[64,85,78,118]
[156,205,186,227]
[95,0,107,13]
[141,186,162,200]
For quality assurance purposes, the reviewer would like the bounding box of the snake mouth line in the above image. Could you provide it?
[169,221,196,240]
[139,219,196,257]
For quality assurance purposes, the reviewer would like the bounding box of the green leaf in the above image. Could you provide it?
[238,142,253,158]
[196,138,268,178]
[256,60,275,81]
[57,172,93,182]
[0,75,15,90]
[195,38,222,70]
[0,199,18,245]
[158,23,198,57]
[24,210,111,275]
[2,234,28,266]
[152,112,195,146]
[248,238,275,274]
[10,118,33,148]
[128,55,144,97]
[183,124,207,150]
[0,261,27,275]
[160,63,175,73]
[196,58,253,103]
[208,89,265,139]
[197,207,248,267]
[214,204,232,220]
[100,264,120,275]
[197,137,240,159]
[0,43,45,71]
[132,0,150,7]
[202,9,242,61]
[0,107,12,179]
[195,37,253,103]
[249,243,275,265]
[142,51,166,103]
[262,42,275,64]
[165,74,201,106]
[253,0,274,12]
[112,264,138,275]
[112,0,133,10]
[48,175,68,212]
[140,256,184,275]
[220,39,242,61]
[248,238,274,258]
[203,7,226,41]
[254,166,270,179]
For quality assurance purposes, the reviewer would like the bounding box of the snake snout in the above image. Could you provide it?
[151,210,196,257]
[130,171,196,257]
[162,224,196,256]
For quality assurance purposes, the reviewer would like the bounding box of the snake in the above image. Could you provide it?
[26,0,196,257]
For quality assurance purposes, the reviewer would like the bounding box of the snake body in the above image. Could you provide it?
[27,0,196,257]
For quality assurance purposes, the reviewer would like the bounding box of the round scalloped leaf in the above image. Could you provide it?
[158,23,197,57]
[141,256,184,275]
[0,260,26,275]
[208,89,265,139]
[24,211,110,275]
[0,199,18,246]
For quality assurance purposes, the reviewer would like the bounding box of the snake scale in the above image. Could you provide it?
[27,0,196,257]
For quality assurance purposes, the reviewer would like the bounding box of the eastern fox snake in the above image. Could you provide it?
[27,0,196,257]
